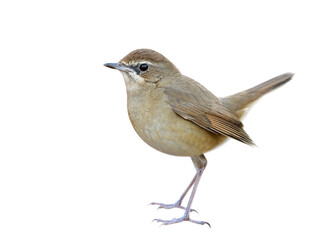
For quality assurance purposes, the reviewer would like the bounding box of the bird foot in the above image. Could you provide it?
[153,215,210,227]
[149,201,197,213]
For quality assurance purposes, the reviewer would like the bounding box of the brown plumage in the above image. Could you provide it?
[165,76,255,146]
[104,49,293,226]
[221,73,293,118]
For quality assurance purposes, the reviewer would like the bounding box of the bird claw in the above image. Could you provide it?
[153,216,210,227]
[149,202,198,213]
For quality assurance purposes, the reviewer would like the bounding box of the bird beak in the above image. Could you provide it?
[104,63,134,73]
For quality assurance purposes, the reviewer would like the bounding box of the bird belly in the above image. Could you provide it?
[128,102,226,157]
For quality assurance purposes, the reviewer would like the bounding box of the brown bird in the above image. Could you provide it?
[104,49,293,226]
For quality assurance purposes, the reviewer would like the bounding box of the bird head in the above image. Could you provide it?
[104,49,180,90]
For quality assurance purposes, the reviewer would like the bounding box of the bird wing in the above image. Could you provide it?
[164,79,255,146]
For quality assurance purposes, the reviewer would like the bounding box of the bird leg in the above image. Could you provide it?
[150,173,197,212]
[153,155,210,226]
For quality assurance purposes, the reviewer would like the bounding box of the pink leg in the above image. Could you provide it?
[153,155,210,227]
[150,173,197,212]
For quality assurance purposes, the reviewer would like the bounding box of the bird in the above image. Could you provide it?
[104,49,293,226]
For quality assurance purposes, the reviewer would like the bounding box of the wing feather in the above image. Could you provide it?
[165,78,255,146]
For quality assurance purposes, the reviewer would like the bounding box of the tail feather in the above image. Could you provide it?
[221,73,293,118]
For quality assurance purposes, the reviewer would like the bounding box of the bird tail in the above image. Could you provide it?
[221,73,293,119]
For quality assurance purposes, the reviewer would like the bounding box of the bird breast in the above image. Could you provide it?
[126,89,226,157]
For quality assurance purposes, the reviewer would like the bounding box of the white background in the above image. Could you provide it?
[1,0,315,239]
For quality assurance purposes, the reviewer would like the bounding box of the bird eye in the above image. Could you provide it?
[139,63,148,72]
